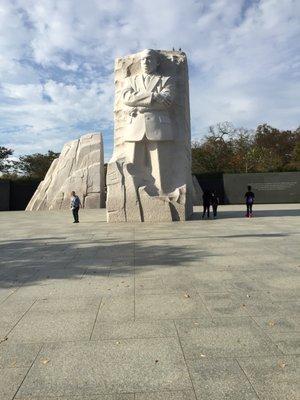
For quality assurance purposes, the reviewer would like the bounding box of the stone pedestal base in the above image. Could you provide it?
[106,161,192,222]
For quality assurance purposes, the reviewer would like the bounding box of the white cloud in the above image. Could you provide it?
[0,0,299,160]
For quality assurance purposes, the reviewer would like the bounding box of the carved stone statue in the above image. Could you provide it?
[107,49,193,222]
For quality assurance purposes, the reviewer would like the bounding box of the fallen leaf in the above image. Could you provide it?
[278,361,287,369]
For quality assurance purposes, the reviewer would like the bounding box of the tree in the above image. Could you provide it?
[192,122,236,174]
[289,130,300,170]
[12,150,60,180]
[254,124,298,170]
[192,122,300,174]
[0,146,13,173]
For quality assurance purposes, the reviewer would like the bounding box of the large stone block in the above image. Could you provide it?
[107,49,193,222]
[192,175,203,206]
[26,133,105,210]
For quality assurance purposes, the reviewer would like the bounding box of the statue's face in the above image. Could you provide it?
[141,52,158,74]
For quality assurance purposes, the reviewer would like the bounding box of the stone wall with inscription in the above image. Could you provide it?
[223,172,300,204]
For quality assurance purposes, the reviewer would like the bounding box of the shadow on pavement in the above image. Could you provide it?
[0,237,213,289]
[192,208,300,220]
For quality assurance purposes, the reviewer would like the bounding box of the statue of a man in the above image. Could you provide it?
[122,49,175,195]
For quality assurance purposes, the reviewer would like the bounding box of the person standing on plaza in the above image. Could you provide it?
[244,185,255,217]
[211,191,219,219]
[70,191,81,223]
[202,190,211,219]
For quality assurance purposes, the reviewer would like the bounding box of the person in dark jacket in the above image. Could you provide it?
[211,192,219,219]
[202,190,211,219]
[70,191,81,223]
[244,185,255,217]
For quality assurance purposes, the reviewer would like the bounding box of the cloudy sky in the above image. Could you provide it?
[0,0,299,160]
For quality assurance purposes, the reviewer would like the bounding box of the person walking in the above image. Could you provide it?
[244,185,255,217]
[211,191,219,219]
[70,191,81,223]
[202,190,211,219]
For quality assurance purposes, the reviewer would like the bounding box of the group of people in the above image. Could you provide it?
[202,190,219,219]
[70,185,256,223]
[202,185,255,219]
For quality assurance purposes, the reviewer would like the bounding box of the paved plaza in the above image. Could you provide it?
[0,204,299,400]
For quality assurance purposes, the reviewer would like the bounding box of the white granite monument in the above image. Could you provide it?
[107,49,193,222]
[26,133,105,211]
[192,175,203,206]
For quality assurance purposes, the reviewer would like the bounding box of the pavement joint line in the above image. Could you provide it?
[89,297,103,341]
[235,358,262,400]
[2,298,38,340]
[195,291,217,320]
[248,314,286,356]
[173,319,198,400]
[0,286,20,306]
[12,343,44,400]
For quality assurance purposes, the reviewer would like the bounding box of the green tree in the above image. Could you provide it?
[192,123,300,174]
[289,130,300,170]
[12,150,60,179]
[0,146,13,173]
[254,124,298,170]
[192,122,235,174]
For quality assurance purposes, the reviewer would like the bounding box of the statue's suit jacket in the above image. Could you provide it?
[122,74,175,142]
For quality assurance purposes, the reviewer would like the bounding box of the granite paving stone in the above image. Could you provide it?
[0,287,18,304]
[253,315,300,333]
[16,395,134,400]
[0,342,41,369]
[199,292,249,317]
[266,332,300,355]
[135,390,197,399]
[92,320,177,340]
[187,358,259,399]
[97,295,135,322]
[176,317,282,358]
[237,355,299,400]
[0,297,36,338]
[16,338,192,397]
[136,293,210,320]
[7,297,100,343]
[0,368,30,400]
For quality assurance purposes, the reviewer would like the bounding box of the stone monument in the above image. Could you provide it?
[192,175,203,206]
[106,49,193,222]
[26,133,105,210]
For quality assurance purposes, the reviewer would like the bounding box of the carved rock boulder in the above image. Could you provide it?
[26,133,105,211]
